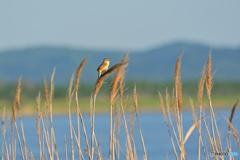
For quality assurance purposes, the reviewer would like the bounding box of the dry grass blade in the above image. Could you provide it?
[2,106,10,160]
[166,89,180,149]
[41,117,51,158]
[117,106,121,160]
[71,126,84,160]
[73,57,90,159]
[229,99,238,131]
[226,118,240,149]
[159,91,179,160]
[133,86,147,160]
[171,88,177,120]
[197,66,206,160]
[97,132,104,160]
[47,68,60,160]
[174,52,183,112]
[75,56,89,92]
[198,66,206,105]
[67,74,75,160]
[29,149,34,160]
[228,99,239,153]
[65,135,68,160]
[119,96,134,159]
[129,107,137,160]
[189,97,198,130]
[36,92,42,160]
[183,115,204,144]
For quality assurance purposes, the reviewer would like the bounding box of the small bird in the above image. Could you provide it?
[97,58,111,78]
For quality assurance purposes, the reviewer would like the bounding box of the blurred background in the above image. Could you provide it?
[0,0,240,114]
[1,1,240,159]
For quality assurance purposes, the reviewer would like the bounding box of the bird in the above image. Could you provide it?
[97,58,111,78]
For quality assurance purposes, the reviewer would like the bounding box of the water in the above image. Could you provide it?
[1,109,239,159]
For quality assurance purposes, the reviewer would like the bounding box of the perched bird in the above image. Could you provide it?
[97,58,111,78]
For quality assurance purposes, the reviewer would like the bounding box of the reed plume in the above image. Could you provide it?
[110,52,129,106]
[118,70,126,99]
[205,48,212,98]
[44,77,50,112]
[15,76,22,114]
[50,67,55,117]
[174,52,183,112]
[75,56,89,92]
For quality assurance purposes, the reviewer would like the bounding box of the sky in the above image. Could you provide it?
[0,0,240,51]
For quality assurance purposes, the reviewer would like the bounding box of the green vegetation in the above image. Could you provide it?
[1,80,239,115]
[1,80,239,99]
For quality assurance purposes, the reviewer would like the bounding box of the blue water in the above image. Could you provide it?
[0,109,239,159]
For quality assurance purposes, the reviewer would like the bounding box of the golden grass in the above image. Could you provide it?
[75,56,89,92]
[1,50,240,160]
[206,48,212,98]
[175,52,183,113]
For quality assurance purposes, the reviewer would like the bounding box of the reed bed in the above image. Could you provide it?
[1,50,239,160]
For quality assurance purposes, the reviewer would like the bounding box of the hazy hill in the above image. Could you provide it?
[0,42,239,85]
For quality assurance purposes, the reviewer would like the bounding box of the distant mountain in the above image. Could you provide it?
[0,42,239,85]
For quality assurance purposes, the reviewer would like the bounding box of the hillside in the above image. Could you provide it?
[0,42,239,85]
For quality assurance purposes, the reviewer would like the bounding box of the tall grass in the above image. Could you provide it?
[1,50,239,160]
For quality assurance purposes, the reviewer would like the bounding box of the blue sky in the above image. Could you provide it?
[0,0,240,51]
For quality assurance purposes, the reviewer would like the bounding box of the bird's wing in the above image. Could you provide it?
[97,62,103,71]
[101,63,108,71]
[97,63,108,71]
